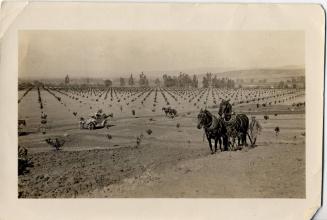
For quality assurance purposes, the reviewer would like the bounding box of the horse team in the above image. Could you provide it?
[162,99,253,154]
[197,99,253,154]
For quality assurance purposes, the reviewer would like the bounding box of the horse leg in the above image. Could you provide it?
[228,138,232,151]
[238,132,244,147]
[207,136,214,154]
[231,137,236,151]
[214,138,218,153]
[218,137,222,151]
[223,134,229,151]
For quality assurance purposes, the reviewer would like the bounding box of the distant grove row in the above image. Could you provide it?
[19,72,305,90]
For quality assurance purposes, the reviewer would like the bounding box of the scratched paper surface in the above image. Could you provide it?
[0,2,324,220]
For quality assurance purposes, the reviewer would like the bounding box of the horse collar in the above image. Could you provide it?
[204,120,212,129]
[206,116,218,130]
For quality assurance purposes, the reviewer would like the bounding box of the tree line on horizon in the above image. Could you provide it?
[19,72,305,89]
[95,72,304,89]
[202,73,236,89]
[116,72,236,89]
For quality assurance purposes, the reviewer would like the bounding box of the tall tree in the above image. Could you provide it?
[139,72,149,87]
[192,75,198,88]
[128,74,134,86]
[104,79,112,87]
[65,75,70,85]
[278,81,285,89]
[155,78,161,86]
[162,73,199,88]
[202,76,209,88]
[202,73,212,88]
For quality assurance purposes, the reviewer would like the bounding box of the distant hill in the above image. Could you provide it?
[134,66,304,80]
[214,68,305,81]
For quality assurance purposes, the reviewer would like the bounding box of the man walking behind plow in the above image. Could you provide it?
[249,116,262,146]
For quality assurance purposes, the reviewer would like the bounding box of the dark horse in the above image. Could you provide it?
[225,114,251,148]
[218,100,252,148]
[197,109,228,154]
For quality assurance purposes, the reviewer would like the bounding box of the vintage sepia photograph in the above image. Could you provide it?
[17,30,306,198]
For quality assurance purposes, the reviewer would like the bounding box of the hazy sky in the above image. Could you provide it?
[19,30,304,78]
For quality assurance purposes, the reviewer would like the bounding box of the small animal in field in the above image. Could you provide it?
[162,107,178,118]
[45,138,65,151]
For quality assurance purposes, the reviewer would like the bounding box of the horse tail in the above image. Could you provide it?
[236,114,249,132]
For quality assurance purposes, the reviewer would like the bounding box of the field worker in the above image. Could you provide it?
[249,116,262,146]
[95,109,103,118]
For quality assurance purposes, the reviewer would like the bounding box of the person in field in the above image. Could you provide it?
[249,116,262,146]
[95,109,103,119]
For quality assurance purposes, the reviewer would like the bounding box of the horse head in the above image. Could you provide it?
[197,109,212,129]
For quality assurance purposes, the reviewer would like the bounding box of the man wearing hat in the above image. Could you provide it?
[249,115,262,146]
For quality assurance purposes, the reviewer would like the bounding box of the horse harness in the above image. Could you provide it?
[204,115,220,137]
[223,114,236,126]
[222,115,239,138]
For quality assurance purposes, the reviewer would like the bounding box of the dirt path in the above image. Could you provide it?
[85,141,305,198]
